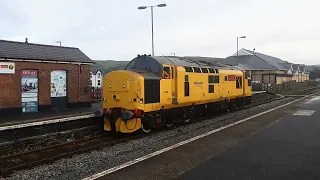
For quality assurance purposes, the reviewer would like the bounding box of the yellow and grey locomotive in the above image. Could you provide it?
[102,55,252,134]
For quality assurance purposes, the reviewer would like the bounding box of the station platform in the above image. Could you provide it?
[95,92,320,180]
[252,90,266,94]
[0,102,102,131]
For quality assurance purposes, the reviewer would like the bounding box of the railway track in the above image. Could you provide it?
[0,90,316,178]
[0,133,144,177]
[283,86,320,96]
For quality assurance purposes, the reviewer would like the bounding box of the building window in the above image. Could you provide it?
[97,80,101,86]
[97,73,101,79]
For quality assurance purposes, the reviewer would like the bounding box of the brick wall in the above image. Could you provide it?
[0,61,91,109]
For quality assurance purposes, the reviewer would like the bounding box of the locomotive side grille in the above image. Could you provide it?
[144,79,160,104]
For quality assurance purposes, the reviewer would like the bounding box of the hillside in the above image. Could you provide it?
[91,60,129,75]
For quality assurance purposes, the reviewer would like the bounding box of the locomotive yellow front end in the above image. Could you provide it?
[102,70,145,133]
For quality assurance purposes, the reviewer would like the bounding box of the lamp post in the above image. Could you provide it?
[56,41,61,46]
[236,36,246,65]
[138,3,166,56]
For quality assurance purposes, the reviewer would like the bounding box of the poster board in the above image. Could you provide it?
[21,70,38,112]
[0,62,15,74]
[51,70,67,97]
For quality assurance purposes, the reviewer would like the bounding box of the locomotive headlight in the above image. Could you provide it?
[139,98,144,104]
[109,84,112,88]
[122,84,126,88]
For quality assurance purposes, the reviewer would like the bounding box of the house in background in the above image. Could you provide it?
[222,48,309,84]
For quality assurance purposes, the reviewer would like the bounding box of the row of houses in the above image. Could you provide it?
[91,48,311,88]
[224,48,309,84]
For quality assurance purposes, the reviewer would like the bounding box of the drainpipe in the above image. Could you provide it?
[79,64,81,99]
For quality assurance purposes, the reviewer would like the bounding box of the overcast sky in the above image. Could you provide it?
[1,0,319,65]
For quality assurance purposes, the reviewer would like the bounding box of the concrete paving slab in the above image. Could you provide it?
[88,92,320,180]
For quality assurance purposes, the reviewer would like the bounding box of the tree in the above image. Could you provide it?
[309,67,320,80]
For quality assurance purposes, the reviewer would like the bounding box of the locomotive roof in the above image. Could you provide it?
[152,56,239,70]
[126,55,244,73]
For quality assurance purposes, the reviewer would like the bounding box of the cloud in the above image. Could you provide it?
[1,0,319,65]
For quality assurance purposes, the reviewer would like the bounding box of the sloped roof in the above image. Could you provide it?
[279,63,292,71]
[243,49,287,70]
[298,64,306,72]
[292,64,300,72]
[222,55,277,70]
[0,39,92,63]
[237,63,254,70]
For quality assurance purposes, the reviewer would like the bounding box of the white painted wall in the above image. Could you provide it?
[90,71,102,88]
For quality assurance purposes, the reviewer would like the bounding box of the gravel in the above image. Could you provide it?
[0,125,102,157]
[1,97,298,180]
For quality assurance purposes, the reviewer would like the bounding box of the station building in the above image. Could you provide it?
[0,39,93,116]
[223,48,310,84]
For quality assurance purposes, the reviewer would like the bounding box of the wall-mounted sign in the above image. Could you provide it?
[0,62,15,74]
[21,70,38,112]
[51,70,67,97]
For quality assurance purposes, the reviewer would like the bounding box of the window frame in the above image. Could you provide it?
[163,66,171,79]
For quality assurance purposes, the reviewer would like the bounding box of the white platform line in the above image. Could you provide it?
[82,90,320,180]
[0,114,96,131]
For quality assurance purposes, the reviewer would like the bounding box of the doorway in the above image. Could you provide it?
[51,70,68,110]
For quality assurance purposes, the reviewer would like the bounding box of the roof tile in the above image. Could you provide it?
[0,39,92,63]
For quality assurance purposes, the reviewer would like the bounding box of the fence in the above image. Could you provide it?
[91,87,102,102]
[253,80,320,94]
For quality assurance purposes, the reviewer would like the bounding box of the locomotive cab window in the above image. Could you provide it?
[125,57,161,74]
[163,67,171,79]
[236,76,242,89]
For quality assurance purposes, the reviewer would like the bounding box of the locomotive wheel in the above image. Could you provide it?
[141,123,151,133]
[183,111,190,123]
[165,119,173,128]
